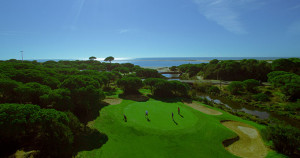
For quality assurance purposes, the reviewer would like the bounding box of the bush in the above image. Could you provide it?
[253,93,269,102]
[0,104,74,157]
[263,90,273,97]
[227,81,244,95]
[117,77,143,94]
[264,124,300,156]
[208,86,220,94]
[153,80,173,98]
[193,82,213,93]
[243,79,259,93]
[136,68,164,78]
[280,83,300,101]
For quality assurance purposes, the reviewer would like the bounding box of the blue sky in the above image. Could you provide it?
[0,0,300,60]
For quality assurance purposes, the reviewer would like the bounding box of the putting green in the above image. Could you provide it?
[78,97,285,158]
[123,101,198,131]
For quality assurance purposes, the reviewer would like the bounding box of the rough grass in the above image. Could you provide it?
[77,92,285,158]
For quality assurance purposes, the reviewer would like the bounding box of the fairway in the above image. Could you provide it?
[77,98,283,158]
[124,101,198,130]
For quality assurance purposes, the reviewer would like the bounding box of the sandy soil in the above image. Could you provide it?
[103,98,123,105]
[222,121,268,158]
[12,150,38,158]
[143,67,171,72]
[183,101,222,115]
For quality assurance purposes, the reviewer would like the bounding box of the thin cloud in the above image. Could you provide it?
[288,4,300,10]
[193,0,260,34]
[118,29,130,34]
[64,0,86,31]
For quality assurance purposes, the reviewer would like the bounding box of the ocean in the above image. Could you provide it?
[36,57,291,67]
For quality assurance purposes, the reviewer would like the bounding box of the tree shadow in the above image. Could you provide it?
[103,87,117,96]
[147,95,182,103]
[0,141,22,158]
[72,127,108,156]
[77,101,109,125]
[147,94,192,103]
[119,93,149,102]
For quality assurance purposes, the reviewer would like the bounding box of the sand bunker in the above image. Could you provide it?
[13,150,39,158]
[103,98,123,105]
[222,121,268,158]
[183,102,222,115]
[238,126,258,139]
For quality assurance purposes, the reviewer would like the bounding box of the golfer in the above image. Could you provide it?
[145,110,148,118]
[123,114,127,122]
[178,107,180,115]
[172,112,174,119]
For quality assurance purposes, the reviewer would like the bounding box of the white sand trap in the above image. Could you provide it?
[183,102,222,115]
[222,121,268,158]
[103,98,122,105]
[238,126,258,139]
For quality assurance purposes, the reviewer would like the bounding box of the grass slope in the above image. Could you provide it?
[77,97,286,158]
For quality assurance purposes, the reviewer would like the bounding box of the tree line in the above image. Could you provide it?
[177,58,300,81]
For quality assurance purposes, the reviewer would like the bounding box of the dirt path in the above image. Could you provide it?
[183,101,222,115]
[221,121,268,158]
[103,98,123,105]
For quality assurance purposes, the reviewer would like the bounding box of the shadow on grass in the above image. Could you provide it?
[0,141,22,158]
[119,93,149,102]
[172,119,178,125]
[179,113,184,118]
[103,87,117,96]
[147,94,192,103]
[72,127,108,156]
[76,101,109,125]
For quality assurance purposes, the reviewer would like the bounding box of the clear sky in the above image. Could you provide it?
[0,0,300,60]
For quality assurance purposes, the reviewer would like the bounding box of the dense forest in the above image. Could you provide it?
[0,58,189,157]
[177,58,300,81]
[0,58,299,157]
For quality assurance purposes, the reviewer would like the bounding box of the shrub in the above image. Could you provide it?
[243,79,259,93]
[264,124,300,156]
[280,83,300,101]
[227,81,244,95]
[117,77,143,94]
[253,93,269,102]
[208,86,220,94]
[193,82,213,93]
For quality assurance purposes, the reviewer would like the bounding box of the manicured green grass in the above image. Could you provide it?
[124,101,198,130]
[77,97,285,158]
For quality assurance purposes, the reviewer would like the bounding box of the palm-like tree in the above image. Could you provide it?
[104,56,114,63]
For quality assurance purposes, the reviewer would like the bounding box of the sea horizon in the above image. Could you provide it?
[25,57,295,67]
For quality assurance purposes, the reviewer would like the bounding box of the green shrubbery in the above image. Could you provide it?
[0,104,75,157]
[117,77,144,94]
[227,81,244,95]
[253,93,270,102]
[267,71,300,101]
[144,78,190,98]
[264,124,300,156]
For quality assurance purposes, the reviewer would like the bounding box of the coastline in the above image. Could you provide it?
[142,66,171,72]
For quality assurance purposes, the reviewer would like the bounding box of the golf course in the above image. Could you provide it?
[77,91,286,158]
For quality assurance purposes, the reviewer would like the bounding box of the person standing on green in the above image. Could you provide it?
[145,110,148,119]
[123,114,127,122]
